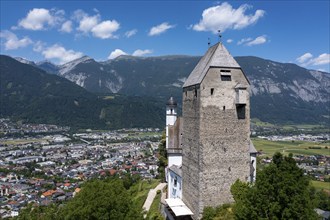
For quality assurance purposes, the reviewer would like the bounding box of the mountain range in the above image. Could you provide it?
[1,53,329,129]
[1,55,164,129]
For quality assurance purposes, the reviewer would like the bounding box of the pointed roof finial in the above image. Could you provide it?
[218,30,222,43]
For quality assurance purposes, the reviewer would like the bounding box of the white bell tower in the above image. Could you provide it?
[166,96,177,149]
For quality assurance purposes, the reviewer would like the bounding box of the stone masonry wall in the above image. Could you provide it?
[182,67,251,219]
[182,85,201,219]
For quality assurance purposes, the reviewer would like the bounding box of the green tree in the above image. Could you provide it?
[157,133,167,181]
[231,152,318,220]
[202,204,234,220]
[59,179,143,220]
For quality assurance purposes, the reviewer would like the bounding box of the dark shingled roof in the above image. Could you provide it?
[183,42,240,88]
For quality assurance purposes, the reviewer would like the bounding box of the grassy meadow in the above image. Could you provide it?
[252,138,330,157]
[311,180,330,191]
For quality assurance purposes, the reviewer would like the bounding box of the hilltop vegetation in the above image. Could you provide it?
[16,177,160,220]
[203,153,329,220]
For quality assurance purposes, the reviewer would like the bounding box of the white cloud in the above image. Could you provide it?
[91,20,120,39]
[0,30,32,50]
[132,49,153,56]
[125,29,137,38]
[77,14,99,33]
[310,53,330,65]
[60,20,72,33]
[226,39,233,43]
[237,37,252,45]
[296,53,313,64]
[73,9,120,39]
[192,2,265,33]
[148,22,175,36]
[108,49,127,59]
[237,35,267,46]
[18,8,62,30]
[41,44,83,64]
[108,48,153,59]
[246,35,267,46]
[295,52,330,68]
[33,41,46,52]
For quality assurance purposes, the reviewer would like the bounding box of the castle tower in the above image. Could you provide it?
[181,43,251,219]
[166,97,177,149]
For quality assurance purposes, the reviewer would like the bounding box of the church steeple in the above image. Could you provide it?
[166,96,177,149]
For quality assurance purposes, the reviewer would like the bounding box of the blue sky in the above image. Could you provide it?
[1,1,329,72]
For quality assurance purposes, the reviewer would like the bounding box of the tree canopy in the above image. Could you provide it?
[231,152,319,220]
[17,178,143,220]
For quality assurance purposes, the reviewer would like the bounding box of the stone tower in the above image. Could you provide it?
[181,43,251,219]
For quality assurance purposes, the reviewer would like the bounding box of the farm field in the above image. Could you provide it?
[0,138,49,146]
[252,138,330,157]
[311,180,330,191]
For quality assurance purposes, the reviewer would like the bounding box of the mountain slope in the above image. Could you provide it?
[0,55,164,129]
[235,56,330,124]
[53,55,329,125]
[14,54,330,125]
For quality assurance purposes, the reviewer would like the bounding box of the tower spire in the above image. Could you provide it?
[218,30,222,43]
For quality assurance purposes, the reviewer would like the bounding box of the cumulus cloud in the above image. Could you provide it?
[73,9,120,39]
[192,2,265,33]
[41,44,83,64]
[91,20,120,39]
[77,14,99,33]
[237,35,267,46]
[108,49,127,59]
[60,20,72,33]
[125,29,137,38]
[237,37,252,45]
[108,48,153,59]
[33,40,46,52]
[17,8,63,30]
[246,35,267,46]
[296,53,313,64]
[296,52,330,68]
[132,49,153,56]
[0,30,33,50]
[148,22,175,36]
[226,39,233,43]
[310,53,330,65]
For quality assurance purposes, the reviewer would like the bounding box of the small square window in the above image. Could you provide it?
[220,69,231,81]
[221,75,231,81]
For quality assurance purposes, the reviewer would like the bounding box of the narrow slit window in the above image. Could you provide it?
[211,88,214,95]
[194,89,197,97]
[220,69,232,81]
[223,106,226,111]
[236,105,246,119]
